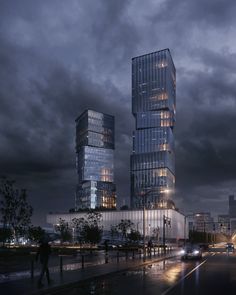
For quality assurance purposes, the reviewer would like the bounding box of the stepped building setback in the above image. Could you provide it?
[47,49,185,242]
[131,49,176,209]
[75,110,116,210]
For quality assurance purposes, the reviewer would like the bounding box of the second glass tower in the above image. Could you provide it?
[131,49,176,209]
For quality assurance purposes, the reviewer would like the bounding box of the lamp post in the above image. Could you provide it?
[143,200,146,257]
[184,214,194,246]
[184,216,186,246]
[141,188,171,257]
[163,215,171,254]
[72,227,75,244]
[141,189,152,258]
[136,221,141,232]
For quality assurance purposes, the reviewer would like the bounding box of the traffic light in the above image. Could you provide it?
[213,223,216,231]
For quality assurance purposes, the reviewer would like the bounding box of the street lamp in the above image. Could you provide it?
[136,221,141,232]
[140,188,172,257]
[163,215,171,253]
[142,192,148,258]
[140,189,153,258]
[72,227,75,244]
[184,214,193,246]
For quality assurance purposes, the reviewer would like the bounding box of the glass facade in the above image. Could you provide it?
[75,110,116,210]
[47,209,186,241]
[131,49,176,209]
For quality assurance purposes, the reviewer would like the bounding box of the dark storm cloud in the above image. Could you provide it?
[154,0,236,27]
[174,45,236,214]
[0,0,236,223]
[176,48,236,185]
[0,0,136,224]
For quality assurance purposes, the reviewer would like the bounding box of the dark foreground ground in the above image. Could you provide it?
[1,246,236,295]
[54,249,236,295]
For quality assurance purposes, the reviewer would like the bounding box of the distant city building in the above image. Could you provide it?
[228,195,236,234]
[75,110,116,210]
[185,214,195,231]
[193,212,214,233]
[218,214,230,234]
[229,195,236,218]
[130,49,176,209]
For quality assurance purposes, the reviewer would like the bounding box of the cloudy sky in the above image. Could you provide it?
[1,0,236,225]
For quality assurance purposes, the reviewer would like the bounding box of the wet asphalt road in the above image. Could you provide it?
[54,248,236,295]
[166,251,236,295]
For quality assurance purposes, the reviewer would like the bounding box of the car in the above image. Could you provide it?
[226,243,234,253]
[180,244,202,260]
[198,243,209,251]
[97,240,123,250]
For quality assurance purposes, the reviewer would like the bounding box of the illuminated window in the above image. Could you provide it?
[155,62,168,68]
[152,168,168,177]
[158,93,168,100]
[159,143,168,151]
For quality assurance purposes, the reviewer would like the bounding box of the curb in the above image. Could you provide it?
[33,253,178,295]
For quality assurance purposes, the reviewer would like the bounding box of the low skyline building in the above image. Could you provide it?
[229,195,236,218]
[218,214,230,234]
[47,209,185,242]
[186,212,214,233]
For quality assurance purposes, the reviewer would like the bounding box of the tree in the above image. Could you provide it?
[0,227,13,246]
[0,177,33,241]
[117,219,134,241]
[70,217,86,243]
[81,223,103,245]
[152,227,160,242]
[54,218,72,243]
[28,226,45,243]
[110,225,119,241]
[128,229,142,243]
[80,211,103,245]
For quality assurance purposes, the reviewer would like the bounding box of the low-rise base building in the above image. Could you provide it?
[47,209,185,243]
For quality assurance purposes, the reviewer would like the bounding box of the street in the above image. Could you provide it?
[54,247,236,295]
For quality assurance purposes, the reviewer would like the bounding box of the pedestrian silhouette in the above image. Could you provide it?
[36,239,51,288]
[147,239,153,254]
[104,239,109,252]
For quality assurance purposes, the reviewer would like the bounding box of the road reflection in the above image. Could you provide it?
[55,257,201,295]
[0,251,124,283]
[164,264,183,284]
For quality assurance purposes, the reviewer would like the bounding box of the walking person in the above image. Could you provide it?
[36,239,52,288]
[147,239,153,255]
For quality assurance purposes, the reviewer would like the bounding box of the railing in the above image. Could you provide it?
[29,246,173,278]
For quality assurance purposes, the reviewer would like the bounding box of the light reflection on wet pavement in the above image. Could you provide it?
[55,257,197,295]
[0,251,135,283]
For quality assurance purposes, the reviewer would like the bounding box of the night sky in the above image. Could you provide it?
[1,0,236,226]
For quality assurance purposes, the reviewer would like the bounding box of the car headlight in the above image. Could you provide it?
[193,250,200,255]
[180,249,186,254]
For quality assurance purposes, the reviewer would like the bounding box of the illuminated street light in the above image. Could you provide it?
[140,188,158,258]
[140,187,175,258]
[184,214,193,246]
[163,215,171,253]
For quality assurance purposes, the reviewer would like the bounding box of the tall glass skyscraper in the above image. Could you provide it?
[75,110,116,210]
[131,49,176,209]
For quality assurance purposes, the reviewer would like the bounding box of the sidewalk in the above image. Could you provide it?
[1,251,177,295]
